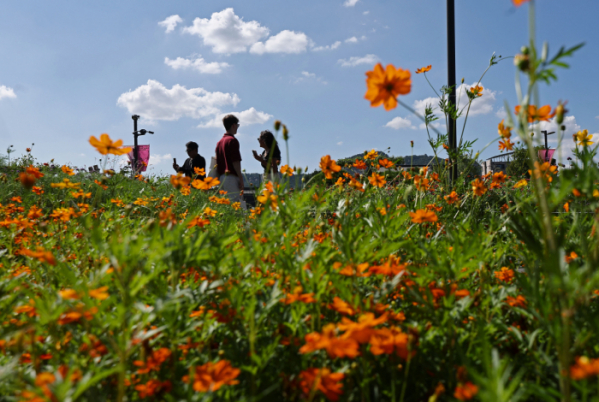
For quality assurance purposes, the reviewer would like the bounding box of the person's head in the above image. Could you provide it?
[258,130,277,151]
[223,114,240,134]
[186,141,199,157]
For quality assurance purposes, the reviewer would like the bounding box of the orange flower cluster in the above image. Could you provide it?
[454,382,479,400]
[280,286,316,304]
[170,174,191,190]
[409,209,438,224]
[494,267,515,283]
[134,348,172,374]
[515,105,555,123]
[19,248,56,266]
[570,356,599,380]
[182,360,240,392]
[299,368,345,401]
[529,161,557,183]
[19,165,44,189]
[191,177,220,190]
[368,172,386,188]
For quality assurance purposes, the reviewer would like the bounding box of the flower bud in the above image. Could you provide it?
[555,101,567,125]
[410,141,414,147]
[274,120,281,131]
[461,77,464,84]
[514,54,529,72]
[282,125,289,141]
[521,46,529,55]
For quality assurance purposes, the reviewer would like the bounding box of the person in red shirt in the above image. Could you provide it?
[215,114,244,202]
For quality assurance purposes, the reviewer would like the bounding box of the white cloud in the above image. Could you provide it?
[338,54,378,67]
[158,15,183,33]
[412,97,439,118]
[385,117,416,130]
[301,71,315,78]
[312,41,341,52]
[496,106,507,119]
[455,83,496,116]
[183,8,269,54]
[293,71,327,85]
[0,85,16,100]
[250,30,309,54]
[337,141,343,145]
[197,107,272,128]
[116,79,240,122]
[363,11,370,15]
[344,0,359,7]
[345,36,358,43]
[164,56,230,74]
[411,83,496,119]
[149,153,172,166]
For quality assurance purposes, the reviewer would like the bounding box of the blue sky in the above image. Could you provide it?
[1,0,597,174]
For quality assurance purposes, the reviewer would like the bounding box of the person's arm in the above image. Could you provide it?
[233,161,244,191]
[272,160,280,174]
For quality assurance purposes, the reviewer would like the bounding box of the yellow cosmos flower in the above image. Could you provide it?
[575,129,594,147]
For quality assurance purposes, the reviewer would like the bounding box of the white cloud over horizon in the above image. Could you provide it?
[412,83,497,119]
[158,15,183,33]
[250,30,309,54]
[0,85,16,100]
[338,54,378,67]
[197,107,272,128]
[116,79,240,122]
[385,116,416,130]
[164,56,230,74]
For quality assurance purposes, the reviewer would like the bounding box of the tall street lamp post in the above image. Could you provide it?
[447,0,458,183]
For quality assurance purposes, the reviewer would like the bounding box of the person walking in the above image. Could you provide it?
[172,141,206,179]
[252,130,281,182]
[215,114,244,203]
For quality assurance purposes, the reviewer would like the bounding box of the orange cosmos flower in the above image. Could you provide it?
[365,63,411,111]
[498,138,514,152]
[88,286,109,300]
[183,360,240,392]
[368,172,386,188]
[89,133,132,155]
[369,326,413,359]
[515,105,555,123]
[337,312,388,344]
[188,216,211,228]
[348,177,364,192]
[506,295,527,308]
[300,324,360,359]
[353,159,367,170]
[170,173,191,189]
[409,209,438,224]
[20,248,56,266]
[329,297,357,315]
[570,357,599,380]
[319,155,342,179]
[469,85,483,97]
[494,267,514,283]
[454,382,479,401]
[492,171,507,184]
[299,368,345,402]
[280,165,294,177]
[378,158,394,169]
[27,206,43,220]
[471,178,487,196]
[59,289,80,300]
[61,165,75,176]
[191,177,220,190]
[364,149,379,160]
[193,167,206,176]
[280,286,316,304]
[415,65,432,74]
[444,191,459,205]
[512,0,530,6]
[498,119,512,139]
[565,251,578,264]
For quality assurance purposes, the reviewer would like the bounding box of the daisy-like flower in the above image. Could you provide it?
[89,133,132,155]
[365,63,411,111]
[575,129,594,147]
[415,65,432,74]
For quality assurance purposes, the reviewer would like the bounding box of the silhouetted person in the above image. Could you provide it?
[252,130,281,181]
[215,115,244,203]
[173,141,205,179]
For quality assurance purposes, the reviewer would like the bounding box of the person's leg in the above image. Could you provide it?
[219,174,241,203]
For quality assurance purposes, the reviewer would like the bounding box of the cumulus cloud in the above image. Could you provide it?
[294,71,327,84]
[312,41,341,52]
[0,85,16,100]
[183,8,269,54]
[301,71,315,78]
[345,36,358,43]
[164,56,230,74]
[412,83,496,119]
[338,54,378,67]
[197,107,272,128]
[250,30,309,54]
[363,11,370,15]
[158,15,183,33]
[344,0,359,7]
[496,106,507,119]
[385,117,416,130]
[116,79,240,122]
[149,153,173,166]
[337,141,343,145]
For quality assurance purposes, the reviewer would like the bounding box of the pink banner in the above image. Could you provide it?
[125,145,150,172]
[538,149,555,162]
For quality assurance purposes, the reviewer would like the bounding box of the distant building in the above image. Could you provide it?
[482,152,514,175]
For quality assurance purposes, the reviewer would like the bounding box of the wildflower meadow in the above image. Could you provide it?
[1,1,599,401]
